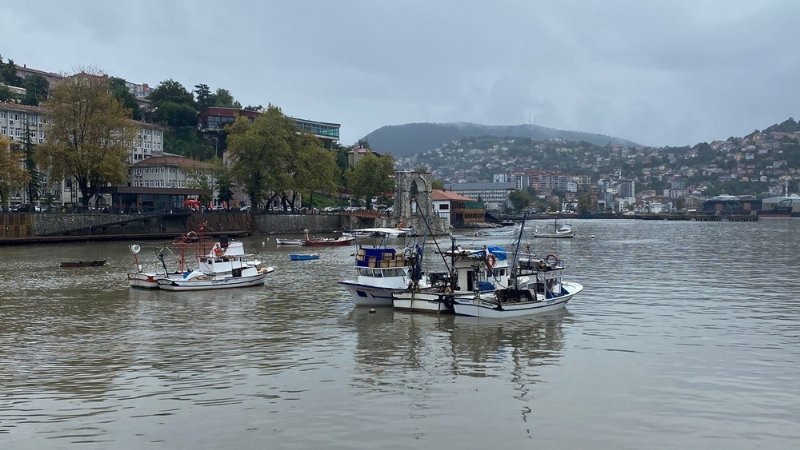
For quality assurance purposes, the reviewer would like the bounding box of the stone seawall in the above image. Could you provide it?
[1,212,345,239]
[252,213,343,234]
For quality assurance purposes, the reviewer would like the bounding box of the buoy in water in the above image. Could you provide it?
[369,309,376,314]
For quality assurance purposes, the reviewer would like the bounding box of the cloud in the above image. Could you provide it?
[4,0,799,146]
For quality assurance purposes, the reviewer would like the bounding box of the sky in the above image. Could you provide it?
[2,0,799,147]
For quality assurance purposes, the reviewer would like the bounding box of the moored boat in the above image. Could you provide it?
[452,215,583,318]
[304,235,355,247]
[533,219,575,238]
[156,236,273,291]
[338,228,425,307]
[127,243,190,289]
[289,253,320,261]
[393,244,522,314]
[60,259,106,268]
[275,238,305,246]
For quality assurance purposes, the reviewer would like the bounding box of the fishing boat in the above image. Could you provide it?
[304,235,355,247]
[533,219,575,238]
[338,228,426,307]
[127,243,190,289]
[289,253,320,261]
[156,236,274,291]
[452,215,583,318]
[392,243,522,314]
[60,259,107,268]
[275,238,305,246]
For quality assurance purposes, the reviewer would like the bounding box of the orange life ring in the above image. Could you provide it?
[545,253,559,266]
[213,245,224,256]
[485,253,497,269]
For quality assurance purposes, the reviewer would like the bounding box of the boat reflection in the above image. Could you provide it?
[347,307,570,387]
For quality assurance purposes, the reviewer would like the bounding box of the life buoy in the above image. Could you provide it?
[545,253,559,267]
[485,253,497,270]
[213,245,224,256]
[183,231,198,242]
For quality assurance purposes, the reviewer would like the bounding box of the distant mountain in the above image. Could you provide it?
[363,122,638,157]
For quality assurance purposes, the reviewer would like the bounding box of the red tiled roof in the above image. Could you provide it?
[132,156,213,169]
[431,189,475,202]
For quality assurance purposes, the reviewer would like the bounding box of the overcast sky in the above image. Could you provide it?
[3,0,799,147]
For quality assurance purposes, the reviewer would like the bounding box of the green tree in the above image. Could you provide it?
[109,77,141,119]
[0,137,30,209]
[21,74,49,106]
[148,79,194,106]
[153,101,197,128]
[226,105,296,209]
[0,55,22,87]
[508,189,530,212]
[36,72,134,207]
[215,168,235,207]
[0,85,12,102]
[345,153,395,210]
[22,122,44,204]
[226,105,340,211]
[432,179,444,190]
[289,134,339,208]
[214,88,238,108]
[194,83,214,111]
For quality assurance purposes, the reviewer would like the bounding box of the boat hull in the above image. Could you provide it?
[127,272,186,289]
[157,272,269,291]
[304,237,355,247]
[533,232,576,238]
[276,239,305,246]
[289,254,319,261]
[338,281,400,307]
[453,281,583,318]
[392,291,452,313]
[61,259,107,268]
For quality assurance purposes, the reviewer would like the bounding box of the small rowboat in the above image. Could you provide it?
[289,253,320,261]
[60,259,107,268]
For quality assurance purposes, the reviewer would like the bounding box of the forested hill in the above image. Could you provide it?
[363,122,638,157]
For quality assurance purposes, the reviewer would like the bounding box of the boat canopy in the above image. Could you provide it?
[355,247,398,268]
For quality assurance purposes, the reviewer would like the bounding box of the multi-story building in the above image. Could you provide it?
[0,101,166,208]
[129,121,165,163]
[443,182,515,211]
[197,107,340,149]
[0,102,50,144]
[104,153,215,212]
[431,189,485,227]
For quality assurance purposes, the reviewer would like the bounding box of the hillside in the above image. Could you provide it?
[394,118,800,199]
[364,122,638,157]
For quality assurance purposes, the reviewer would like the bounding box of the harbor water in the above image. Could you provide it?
[1,219,798,449]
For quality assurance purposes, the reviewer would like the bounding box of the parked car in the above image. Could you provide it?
[11,204,41,212]
[239,205,251,212]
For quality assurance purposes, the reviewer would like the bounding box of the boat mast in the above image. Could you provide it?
[510,212,528,290]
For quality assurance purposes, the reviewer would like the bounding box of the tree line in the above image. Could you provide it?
[2,67,396,212]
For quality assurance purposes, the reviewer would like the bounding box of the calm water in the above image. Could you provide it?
[1,219,798,449]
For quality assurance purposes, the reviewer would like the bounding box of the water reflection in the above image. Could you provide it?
[348,307,569,384]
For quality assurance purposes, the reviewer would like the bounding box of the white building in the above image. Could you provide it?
[0,101,165,208]
[443,182,516,211]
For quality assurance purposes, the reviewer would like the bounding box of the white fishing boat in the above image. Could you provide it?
[338,228,426,307]
[393,244,524,314]
[452,216,583,318]
[156,237,274,291]
[275,238,305,246]
[127,240,196,289]
[533,220,575,238]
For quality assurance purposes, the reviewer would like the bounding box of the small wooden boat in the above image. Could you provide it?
[289,253,320,261]
[303,236,355,247]
[60,259,107,268]
[275,238,305,246]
